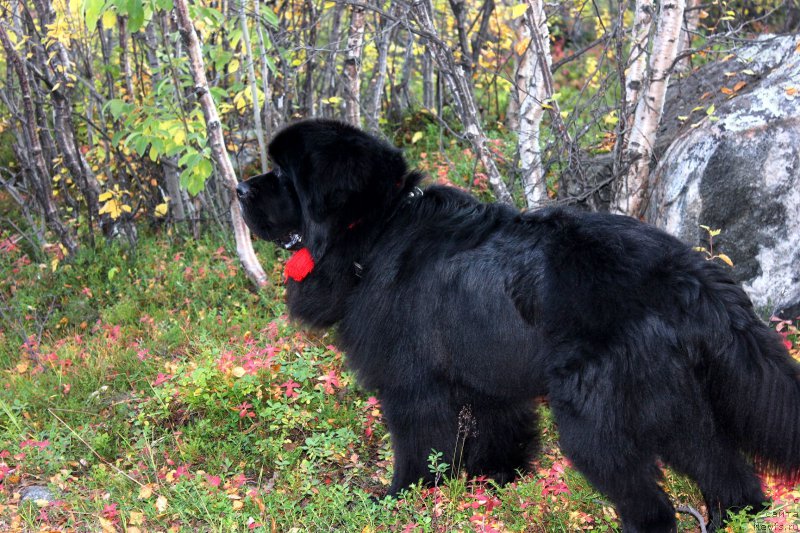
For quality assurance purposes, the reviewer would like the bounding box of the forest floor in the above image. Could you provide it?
[1,192,799,531]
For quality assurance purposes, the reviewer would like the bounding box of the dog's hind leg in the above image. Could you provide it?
[550,402,677,533]
[658,410,766,531]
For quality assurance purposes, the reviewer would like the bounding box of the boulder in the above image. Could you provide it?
[646,35,800,318]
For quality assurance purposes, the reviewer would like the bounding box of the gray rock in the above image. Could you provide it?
[19,485,55,503]
[646,35,800,317]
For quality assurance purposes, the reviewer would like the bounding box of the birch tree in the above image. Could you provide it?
[612,0,686,217]
[173,0,268,287]
[239,0,268,173]
[516,0,552,208]
[343,5,366,126]
[625,0,655,116]
[0,23,79,256]
[409,0,513,204]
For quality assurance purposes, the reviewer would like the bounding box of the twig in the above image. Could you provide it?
[48,408,145,488]
[676,504,707,533]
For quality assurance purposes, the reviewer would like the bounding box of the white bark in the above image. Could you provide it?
[239,0,268,174]
[517,0,552,208]
[676,0,701,72]
[173,0,268,287]
[343,5,366,127]
[613,0,686,217]
[625,0,654,114]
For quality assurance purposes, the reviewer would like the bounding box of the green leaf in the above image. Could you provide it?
[83,0,107,30]
[261,7,279,27]
[105,98,129,120]
[126,0,145,32]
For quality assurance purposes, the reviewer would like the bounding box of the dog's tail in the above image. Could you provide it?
[700,262,800,478]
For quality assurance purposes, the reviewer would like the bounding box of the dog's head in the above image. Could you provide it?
[238,119,410,257]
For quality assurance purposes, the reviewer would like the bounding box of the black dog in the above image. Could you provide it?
[237,119,800,532]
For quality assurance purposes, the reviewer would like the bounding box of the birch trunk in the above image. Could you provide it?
[34,0,108,239]
[144,21,188,223]
[239,0,268,173]
[517,0,552,208]
[320,1,344,119]
[612,0,685,217]
[302,0,318,117]
[409,0,513,204]
[0,23,79,255]
[343,5,366,127]
[253,0,274,137]
[676,0,701,72]
[173,0,268,287]
[118,16,136,102]
[625,0,654,117]
[367,3,397,132]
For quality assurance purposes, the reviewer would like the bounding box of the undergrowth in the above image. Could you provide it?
[1,195,798,531]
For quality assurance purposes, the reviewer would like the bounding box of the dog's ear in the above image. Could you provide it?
[268,120,407,258]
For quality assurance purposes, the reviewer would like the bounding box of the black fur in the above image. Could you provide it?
[238,119,800,532]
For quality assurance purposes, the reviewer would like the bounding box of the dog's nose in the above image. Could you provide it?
[236,181,250,200]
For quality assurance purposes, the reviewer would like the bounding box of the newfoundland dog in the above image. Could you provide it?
[237,119,799,532]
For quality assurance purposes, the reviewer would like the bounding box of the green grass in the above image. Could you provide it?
[1,196,798,531]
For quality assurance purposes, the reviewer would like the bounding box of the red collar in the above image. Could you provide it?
[284,248,315,282]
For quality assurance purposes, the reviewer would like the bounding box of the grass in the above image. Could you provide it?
[1,187,799,531]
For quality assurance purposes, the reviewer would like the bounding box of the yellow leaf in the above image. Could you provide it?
[717,253,734,267]
[52,82,61,92]
[98,191,113,202]
[51,258,59,272]
[323,1,335,8]
[515,37,531,56]
[509,3,528,19]
[122,204,132,213]
[411,131,423,144]
[326,96,343,105]
[99,517,116,533]
[155,203,169,217]
[101,10,116,29]
[129,511,145,525]
[156,495,168,513]
[232,500,244,510]
[709,228,721,237]
[232,366,246,378]
[138,485,153,499]
[99,199,121,219]
[16,361,29,373]
[228,58,240,73]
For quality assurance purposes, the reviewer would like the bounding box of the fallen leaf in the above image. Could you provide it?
[156,495,168,513]
[129,511,144,525]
